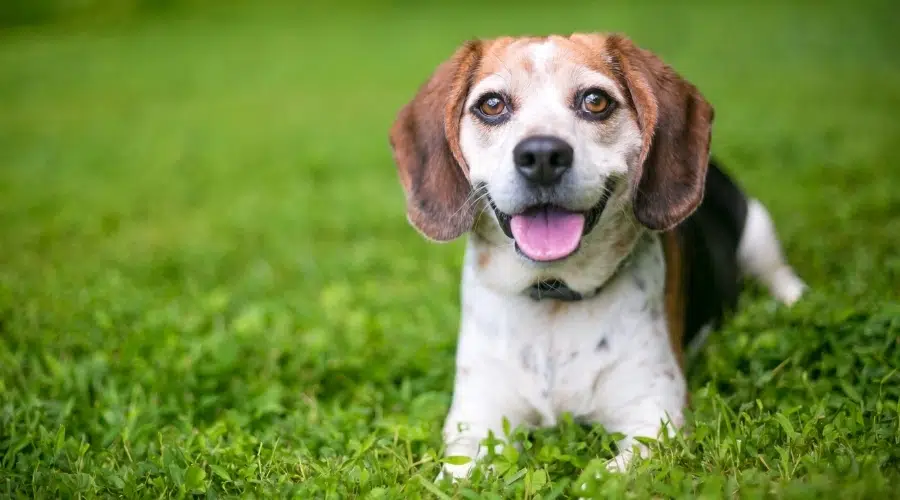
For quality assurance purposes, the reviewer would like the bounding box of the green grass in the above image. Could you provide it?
[1,0,899,498]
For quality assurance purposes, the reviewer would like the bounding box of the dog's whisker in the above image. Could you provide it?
[453,184,490,220]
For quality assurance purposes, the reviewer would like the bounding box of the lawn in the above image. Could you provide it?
[1,0,899,498]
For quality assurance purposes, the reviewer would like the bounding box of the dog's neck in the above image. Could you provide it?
[466,191,648,299]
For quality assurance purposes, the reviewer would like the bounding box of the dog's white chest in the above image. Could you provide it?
[513,305,655,424]
[456,235,676,428]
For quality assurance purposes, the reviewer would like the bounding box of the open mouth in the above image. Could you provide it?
[489,179,617,262]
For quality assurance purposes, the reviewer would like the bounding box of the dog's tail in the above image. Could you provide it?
[737,198,807,306]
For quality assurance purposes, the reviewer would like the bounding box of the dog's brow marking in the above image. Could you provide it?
[487,50,514,89]
[571,66,626,103]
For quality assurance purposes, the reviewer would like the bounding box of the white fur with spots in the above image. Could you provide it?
[439,233,683,480]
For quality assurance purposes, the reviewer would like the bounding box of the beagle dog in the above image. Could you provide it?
[388,33,806,480]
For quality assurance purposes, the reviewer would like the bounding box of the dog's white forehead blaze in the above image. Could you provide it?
[528,39,558,73]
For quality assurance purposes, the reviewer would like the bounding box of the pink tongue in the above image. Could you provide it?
[510,207,585,261]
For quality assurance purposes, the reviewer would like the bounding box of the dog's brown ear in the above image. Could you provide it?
[389,41,482,242]
[607,34,714,231]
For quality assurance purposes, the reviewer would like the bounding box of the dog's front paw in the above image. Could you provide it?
[435,459,475,484]
[604,451,632,473]
[605,441,653,473]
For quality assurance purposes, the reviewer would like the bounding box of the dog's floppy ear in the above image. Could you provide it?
[606,34,715,231]
[389,41,482,242]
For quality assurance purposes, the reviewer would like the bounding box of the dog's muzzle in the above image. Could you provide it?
[487,175,618,263]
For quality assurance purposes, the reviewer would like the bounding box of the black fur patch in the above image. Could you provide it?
[675,158,749,346]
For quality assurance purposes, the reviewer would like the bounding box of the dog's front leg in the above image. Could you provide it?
[601,398,683,473]
[587,354,687,473]
[437,358,531,482]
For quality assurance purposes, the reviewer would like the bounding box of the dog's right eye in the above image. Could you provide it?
[472,93,511,124]
[479,96,505,116]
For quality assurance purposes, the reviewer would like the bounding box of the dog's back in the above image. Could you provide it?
[670,159,805,352]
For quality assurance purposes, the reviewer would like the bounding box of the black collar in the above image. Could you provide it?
[527,279,603,302]
[525,249,637,302]
[522,222,645,303]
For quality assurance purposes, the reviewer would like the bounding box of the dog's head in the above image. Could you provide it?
[389,34,713,263]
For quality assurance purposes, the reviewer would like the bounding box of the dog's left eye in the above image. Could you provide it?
[577,88,616,119]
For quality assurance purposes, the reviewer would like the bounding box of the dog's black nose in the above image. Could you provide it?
[513,135,574,186]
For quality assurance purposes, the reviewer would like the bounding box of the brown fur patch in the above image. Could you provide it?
[662,231,686,375]
[518,54,535,75]
[473,36,553,82]
[477,249,491,269]
[548,300,567,316]
[473,37,517,81]
[473,35,617,87]
[563,33,616,74]
[612,222,640,254]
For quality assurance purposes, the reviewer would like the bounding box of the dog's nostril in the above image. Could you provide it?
[513,135,574,186]
[549,152,562,166]
[553,149,573,167]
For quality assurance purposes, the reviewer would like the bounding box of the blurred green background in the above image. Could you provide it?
[1,0,898,497]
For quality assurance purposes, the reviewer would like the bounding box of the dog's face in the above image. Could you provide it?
[459,36,642,262]
[390,33,713,263]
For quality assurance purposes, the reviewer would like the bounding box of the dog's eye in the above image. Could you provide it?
[578,89,616,120]
[582,91,610,114]
[478,95,506,116]
[472,93,511,124]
